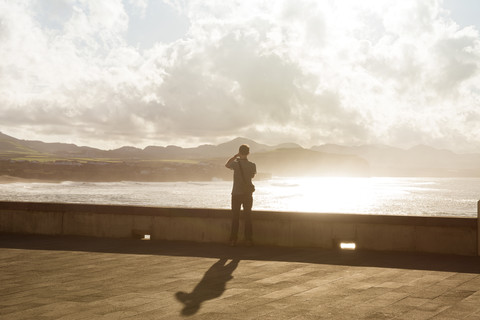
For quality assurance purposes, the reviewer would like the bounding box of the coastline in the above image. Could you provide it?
[0,175,232,184]
[0,175,61,184]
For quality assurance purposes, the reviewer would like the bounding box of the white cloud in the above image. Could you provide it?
[0,0,480,152]
[127,0,148,18]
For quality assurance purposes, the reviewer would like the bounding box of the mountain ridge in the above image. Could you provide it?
[2,132,480,177]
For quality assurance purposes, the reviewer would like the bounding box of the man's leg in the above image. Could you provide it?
[243,194,253,242]
[230,195,241,244]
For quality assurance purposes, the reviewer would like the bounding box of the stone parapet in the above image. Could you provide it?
[478,200,480,256]
[0,201,478,256]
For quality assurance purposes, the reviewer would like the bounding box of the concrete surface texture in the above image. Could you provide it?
[1,234,480,319]
[1,201,478,255]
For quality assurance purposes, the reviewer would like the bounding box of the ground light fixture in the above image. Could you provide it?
[340,242,356,250]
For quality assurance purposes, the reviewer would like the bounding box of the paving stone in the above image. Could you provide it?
[1,234,480,320]
[361,291,408,307]
[395,309,444,320]
[370,304,416,319]
[410,285,452,299]
[394,296,431,307]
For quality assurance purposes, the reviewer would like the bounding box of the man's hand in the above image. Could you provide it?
[225,153,239,169]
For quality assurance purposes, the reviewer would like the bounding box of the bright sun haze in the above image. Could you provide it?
[0,1,479,153]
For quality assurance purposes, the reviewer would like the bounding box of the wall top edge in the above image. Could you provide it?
[0,201,476,227]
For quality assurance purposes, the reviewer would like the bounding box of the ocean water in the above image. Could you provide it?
[0,177,479,217]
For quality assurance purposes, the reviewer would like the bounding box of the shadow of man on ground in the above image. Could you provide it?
[175,258,239,316]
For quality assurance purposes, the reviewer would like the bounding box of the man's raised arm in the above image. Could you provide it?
[225,154,239,169]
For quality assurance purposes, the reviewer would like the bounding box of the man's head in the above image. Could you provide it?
[238,144,250,156]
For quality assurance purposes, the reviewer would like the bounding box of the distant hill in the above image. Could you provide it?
[0,133,299,161]
[0,132,108,160]
[2,131,480,177]
[251,148,369,177]
[142,137,303,160]
[0,132,49,158]
[312,143,480,177]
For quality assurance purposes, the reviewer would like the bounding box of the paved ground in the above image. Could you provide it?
[1,234,480,320]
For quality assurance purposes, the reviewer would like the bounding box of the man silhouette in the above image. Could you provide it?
[225,144,256,246]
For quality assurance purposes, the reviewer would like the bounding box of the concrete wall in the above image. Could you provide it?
[478,201,480,256]
[0,201,478,256]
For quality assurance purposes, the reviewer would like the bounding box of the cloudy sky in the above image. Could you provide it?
[1,0,480,152]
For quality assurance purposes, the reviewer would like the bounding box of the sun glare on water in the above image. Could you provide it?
[258,177,409,214]
[292,177,377,213]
